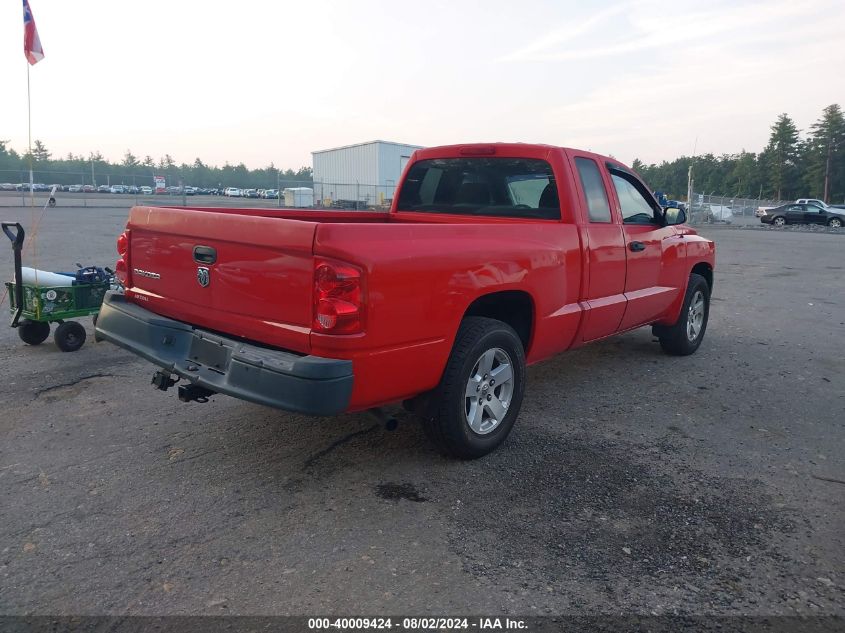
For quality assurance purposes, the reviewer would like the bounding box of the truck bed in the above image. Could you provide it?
[122,204,581,409]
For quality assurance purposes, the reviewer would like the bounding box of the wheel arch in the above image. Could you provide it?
[691,261,713,294]
[462,290,535,354]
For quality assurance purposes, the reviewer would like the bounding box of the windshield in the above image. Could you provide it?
[397,157,560,219]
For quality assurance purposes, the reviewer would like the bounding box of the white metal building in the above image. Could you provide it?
[311,140,423,207]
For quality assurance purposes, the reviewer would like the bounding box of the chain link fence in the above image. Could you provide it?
[0,169,395,210]
[7,169,793,222]
[687,192,787,226]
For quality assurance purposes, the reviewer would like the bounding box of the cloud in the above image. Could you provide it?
[498,3,635,62]
[501,0,839,62]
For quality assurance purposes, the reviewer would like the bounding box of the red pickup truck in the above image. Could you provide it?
[96,143,715,458]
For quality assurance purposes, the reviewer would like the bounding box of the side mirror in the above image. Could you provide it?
[663,207,686,225]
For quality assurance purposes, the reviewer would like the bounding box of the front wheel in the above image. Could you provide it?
[772,216,786,227]
[54,321,87,352]
[423,317,526,459]
[656,273,710,356]
[829,217,842,228]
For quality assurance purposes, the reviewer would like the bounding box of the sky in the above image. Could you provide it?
[1,0,843,171]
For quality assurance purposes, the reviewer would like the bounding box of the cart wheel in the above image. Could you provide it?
[18,320,51,345]
[54,321,87,352]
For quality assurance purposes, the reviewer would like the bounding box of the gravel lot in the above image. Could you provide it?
[0,203,843,617]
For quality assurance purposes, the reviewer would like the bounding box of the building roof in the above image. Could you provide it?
[311,140,424,155]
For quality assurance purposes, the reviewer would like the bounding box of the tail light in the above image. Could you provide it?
[115,229,130,287]
[313,258,364,334]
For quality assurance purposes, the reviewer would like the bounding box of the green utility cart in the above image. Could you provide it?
[3,221,112,352]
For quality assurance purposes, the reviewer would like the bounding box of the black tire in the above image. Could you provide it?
[772,216,786,227]
[54,321,87,352]
[423,317,526,459]
[828,218,842,228]
[656,273,710,356]
[18,320,50,345]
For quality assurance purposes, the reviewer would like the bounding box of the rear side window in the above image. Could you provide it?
[574,157,612,222]
[397,158,560,219]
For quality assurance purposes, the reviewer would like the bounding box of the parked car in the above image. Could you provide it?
[139,186,153,195]
[224,187,242,197]
[97,185,111,193]
[262,189,279,199]
[110,185,127,194]
[83,185,96,193]
[242,189,260,198]
[796,198,828,208]
[760,203,844,228]
[796,198,845,211]
[96,142,716,459]
[0,183,16,191]
[68,184,84,193]
[184,186,197,196]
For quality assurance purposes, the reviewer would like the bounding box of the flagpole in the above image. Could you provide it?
[27,63,34,208]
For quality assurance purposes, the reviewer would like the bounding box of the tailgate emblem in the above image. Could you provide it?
[197,267,211,288]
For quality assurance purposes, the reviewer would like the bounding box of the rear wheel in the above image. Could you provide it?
[54,321,86,352]
[18,320,50,345]
[656,273,710,356]
[772,216,786,227]
[828,217,842,228]
[423,317,526,459]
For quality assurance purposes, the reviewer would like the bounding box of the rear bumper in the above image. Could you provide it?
[95,292,353,416]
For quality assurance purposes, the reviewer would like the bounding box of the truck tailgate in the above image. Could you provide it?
[125,206,316,353]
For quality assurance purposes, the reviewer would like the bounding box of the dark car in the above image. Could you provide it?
[760,203,843,228]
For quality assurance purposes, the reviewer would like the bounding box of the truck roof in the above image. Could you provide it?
[410,142,619,165]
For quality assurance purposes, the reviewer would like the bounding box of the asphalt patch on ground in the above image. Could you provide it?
[375,482,428,503]
[443,429,799,606]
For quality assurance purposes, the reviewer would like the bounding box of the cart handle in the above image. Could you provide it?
[1,222,25,327]
[1,222,24,250]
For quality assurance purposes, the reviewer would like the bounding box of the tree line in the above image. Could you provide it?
[3,103,843,200]
[632,104,845,203]
[0,142,313,189]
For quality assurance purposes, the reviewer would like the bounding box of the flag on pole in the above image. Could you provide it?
[23,0,45,65]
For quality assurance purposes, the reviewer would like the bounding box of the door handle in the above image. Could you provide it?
[193,245,217,264]
[628,241,646,252]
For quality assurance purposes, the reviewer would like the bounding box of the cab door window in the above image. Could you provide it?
[610,172,658,224]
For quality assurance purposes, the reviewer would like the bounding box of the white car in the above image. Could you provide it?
[110,185,126,194]
[224,187,242,197]
[140,186,153,195]
[796,198,827,209]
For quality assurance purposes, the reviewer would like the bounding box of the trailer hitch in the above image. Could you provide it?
[178,383,215,404]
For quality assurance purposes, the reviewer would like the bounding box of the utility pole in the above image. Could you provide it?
[824,139,832,204]
[686,165,693,215]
